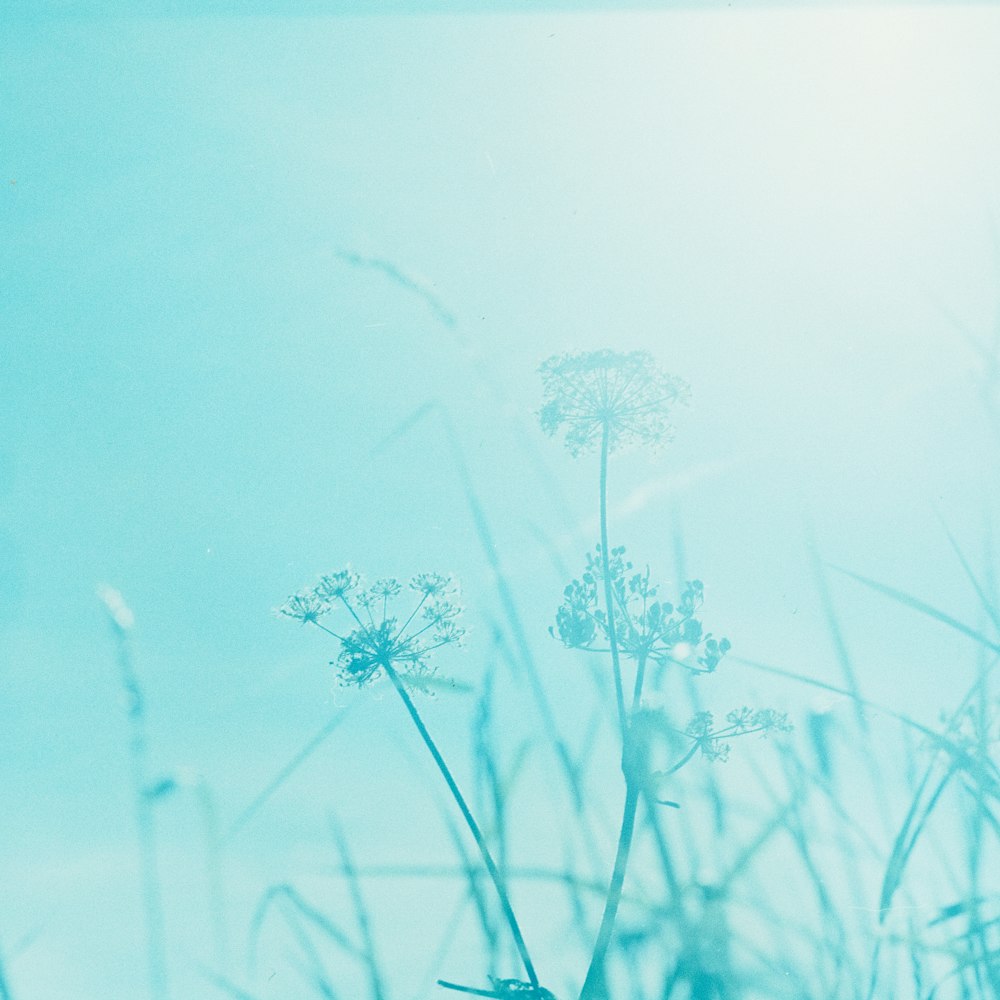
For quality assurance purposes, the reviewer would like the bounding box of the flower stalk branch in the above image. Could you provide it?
[281,570,542,994]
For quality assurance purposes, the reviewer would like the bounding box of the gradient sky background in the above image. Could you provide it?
[5,5,1000,999]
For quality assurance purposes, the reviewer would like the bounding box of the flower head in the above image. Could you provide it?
[538,349,689,456]
[682,706,793,763]
[551,545,730,673]
[314,569,360,602]
[278,592,329,625]
[280,569,465,688]
[410,572,451,597]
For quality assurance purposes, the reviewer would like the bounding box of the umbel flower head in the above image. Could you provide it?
[682,707,793,763]
[552,544,731,673]
[538,349,690,456]
[628,705,792,790]
[279,569,465,688]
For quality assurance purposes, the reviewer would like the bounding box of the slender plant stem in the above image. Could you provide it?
[579,780,642,1000]
[381,662,540,990]
[580,420,637,1000]
[580,651,650,1000]
[599,424,627,743]
[630,653,647,717]
[113,626,169,1000]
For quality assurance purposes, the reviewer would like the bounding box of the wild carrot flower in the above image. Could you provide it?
[538,349,689,457]
[551,545,731,675]
[280,568,543,993]
[682,707,792,764]
[540,349,690,745]
[278,593,329,626]
[279,570,465,688]
[314,568,361,601]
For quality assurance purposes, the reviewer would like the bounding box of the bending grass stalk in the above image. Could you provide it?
[248,883,363,972]
[0,945,12,1000]
[379,402,593,824]
[224,709,353,844]
[438,808,501,979]
[329,816,387,1000]
[193,781,230,975]
[200,967,265,1000]
[280,905,337,997]
[106,609,170,1000]
[380,659,540,991]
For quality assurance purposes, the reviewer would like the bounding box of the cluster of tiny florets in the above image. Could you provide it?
[279,569,465,688]
[551,545,730,674]
[684,707,793,763]
[538,349,690,456]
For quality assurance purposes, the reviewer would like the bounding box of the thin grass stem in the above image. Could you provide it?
[109,618,169,1000]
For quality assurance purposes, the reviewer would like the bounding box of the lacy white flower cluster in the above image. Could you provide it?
[280,569,464,687]
[539,349,689,456]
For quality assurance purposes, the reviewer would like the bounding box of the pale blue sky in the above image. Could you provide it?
[4,7,1000,999]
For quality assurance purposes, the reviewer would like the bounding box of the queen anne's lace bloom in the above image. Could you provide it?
[314,569,360,601]
[683,706,793,763]
[538,349,689,456]
[551,545,730,673]
[278,592,329,625]
[279,570,465,688]
[410,572,451,596]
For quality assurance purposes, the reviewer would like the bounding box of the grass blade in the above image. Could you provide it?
[225,709,353,843]
[329,815,388,1000]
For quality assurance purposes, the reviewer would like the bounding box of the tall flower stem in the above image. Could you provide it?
[381,660,540,991]
[599,423,627,744]
[579,652,649,1000]
[579,782,641,1000]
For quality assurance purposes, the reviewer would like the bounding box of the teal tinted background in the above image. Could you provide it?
[4,7,1000,999]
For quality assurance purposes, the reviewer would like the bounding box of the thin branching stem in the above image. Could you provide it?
[381,661,540,991]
